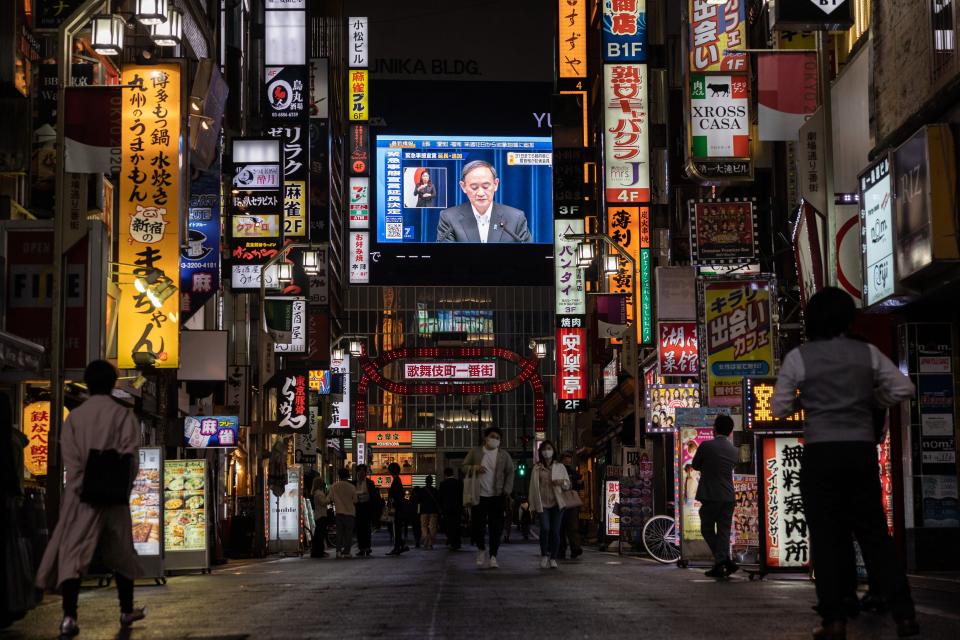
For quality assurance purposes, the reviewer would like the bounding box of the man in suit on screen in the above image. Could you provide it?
[436,160,531,243]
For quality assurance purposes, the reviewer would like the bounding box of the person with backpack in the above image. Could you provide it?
[36,361,145,637]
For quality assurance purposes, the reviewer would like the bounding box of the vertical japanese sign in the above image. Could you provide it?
[265,65,309,241]
[700,278,775,407]
[348,17,368,68]
[557,317,587,411]
[658,321,699,377]
[274,370,309,432]
[762,437,810,569]
[604,64,649,204]
[607,206,651,344]
[349,231,369,283]
[349,177,370,228]
[688,0,748,73]
[22,402,68,477]
[733,474,759,550]
[348,70,369,121]
[557,0,587,79]
[119,65,181,369]
[349,124,370,176]
[602,0,647,62]
[329,353,350,430]
[554,219,585,315]
[181,171,221,323]
[859,156,894,307]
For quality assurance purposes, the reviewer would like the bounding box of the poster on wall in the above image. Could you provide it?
[605,480,621,537]
[646,384,701,434]
[119,64,181,369]
[690,75,750,159]
[688,0,747,72]
[676,425,714,544]
[700,277,776,407]
[603,63,650,204]
[733,474,759,561]
[163,459,206,553]
[689,200,758,265]
[761,437,810,569]
[130,447,162,557]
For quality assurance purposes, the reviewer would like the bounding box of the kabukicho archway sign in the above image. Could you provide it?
[354,347,545,458]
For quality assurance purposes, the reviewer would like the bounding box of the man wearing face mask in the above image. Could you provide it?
[462,426,515,569]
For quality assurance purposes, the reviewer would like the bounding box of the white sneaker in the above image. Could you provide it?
[540,556,549,569]
[549,559,558,569]
[488,556,499,569]
[476,549,487,567]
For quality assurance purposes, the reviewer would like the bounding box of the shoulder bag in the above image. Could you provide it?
[79,448,134,506]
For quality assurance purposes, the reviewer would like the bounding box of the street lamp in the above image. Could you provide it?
[275,262,293,285]
[331,347,345,362]
[349,340,364,357]
[90,14,125,55]
[576,241,595,268]
[150,6,182,47]
[301,249,320,275]
[603,254,619,276]
[134,0,168,25]
[535,342,548,359]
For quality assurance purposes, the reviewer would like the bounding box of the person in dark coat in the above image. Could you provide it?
[438,467,463,549]
[386,463,409,556]
[354,465,383,557]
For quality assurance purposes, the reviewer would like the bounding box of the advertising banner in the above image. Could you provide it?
[21,403,68,477]
[604,64,650,204]
[658,321,699,378]
[184,416,239,448]
[163,459,206,552]
[690,75,750,158]
[555,219,586,315]
[860,156,895,306]
[602,0,647,62]
[761,437,810,569]
[605,480,621,537]
[130,447,162,557]
[607,206,652,344]
[689,199,758,265]
[557,319,588,412]
[181,173,221,323]
[349,177,370,228]
[119,65,181,369]
[677,425,714,543]
[701,278,775,406]
[733,473,759,563]
[558,0,588,78]
[349,124,370,176]
[366,430,413,448]
[758,52,818,141]
[688,0,747,73]
[349,231,370,283]
[265,67,307,123]
[267,467,301,541]
[268,297,307,353]
[647,385,702,434]
[329,354,350,430]
[348,69,369,121]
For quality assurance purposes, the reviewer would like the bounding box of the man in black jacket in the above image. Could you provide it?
[354,465,383,557]
[438,468,463,550]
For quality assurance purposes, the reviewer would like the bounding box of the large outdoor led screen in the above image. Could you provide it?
[375,135,553,244]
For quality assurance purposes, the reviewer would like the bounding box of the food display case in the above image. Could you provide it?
[163,459,209,572]
[129,447,164,581]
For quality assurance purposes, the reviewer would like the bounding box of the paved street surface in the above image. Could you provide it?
[4,535,959,640]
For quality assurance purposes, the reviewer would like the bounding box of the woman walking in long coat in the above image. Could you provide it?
[36,360,145,637]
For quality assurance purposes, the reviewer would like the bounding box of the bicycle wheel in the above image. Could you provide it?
[643,515,681,564]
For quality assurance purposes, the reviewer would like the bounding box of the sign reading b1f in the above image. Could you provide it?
[602,0,647,62]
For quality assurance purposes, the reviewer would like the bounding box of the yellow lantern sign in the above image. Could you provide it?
[23,401,69,477]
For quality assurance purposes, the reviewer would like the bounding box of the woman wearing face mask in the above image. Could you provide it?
[528,440,571,569]
[462,427,515,569]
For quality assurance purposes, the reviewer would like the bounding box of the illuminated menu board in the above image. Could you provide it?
[743,377,805,432]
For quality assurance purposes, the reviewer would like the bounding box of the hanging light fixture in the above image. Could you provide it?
[535,342,547,359]
[331,346,345,362]
[134,0,168,25]
[349,340,364,357]
[577,241,595,268]
[90,14,126,56]
[302,249,320,275]
[133,268,161,293]
[603,254,619,275]
[151,6,183,47]
[276,262,293,284]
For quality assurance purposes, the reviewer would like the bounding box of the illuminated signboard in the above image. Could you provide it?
[309,369,331,394]
[646,383,701,434]
[348,69,368,121]
[348,17,368,68]
[557,0,588,79]
[859,155,895,307]
[366,430,413,448]
[743,377,805,432]
[602,0,647,62]
[404,362,496,380]
[688,0,747,73]
[22,402,68,477]
[557,318,587,412]
[607,206,652,345]
[603,63,650,204]
[370,474,412,488]
[184,416,240,448]
[119,64,181,369]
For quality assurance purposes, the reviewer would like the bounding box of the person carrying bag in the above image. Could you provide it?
[36,361,145,638]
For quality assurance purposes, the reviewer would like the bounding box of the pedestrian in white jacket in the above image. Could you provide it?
[528,440,570,569]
